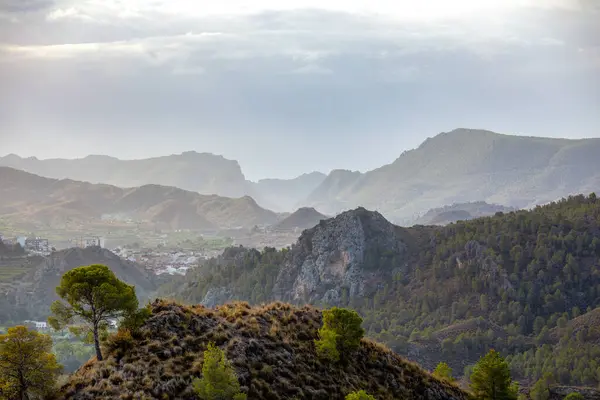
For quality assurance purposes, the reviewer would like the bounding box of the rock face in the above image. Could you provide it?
[201,286,233,307]
[273,207,409,303]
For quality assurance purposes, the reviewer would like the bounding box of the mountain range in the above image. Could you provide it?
[0,152,327,214]
[0,167,279,230]
[2,128,600,223]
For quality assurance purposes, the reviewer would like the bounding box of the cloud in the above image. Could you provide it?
[289,64,333,74]
[0,0,55,13]
[46,7,93,21]
[0,0,597,181]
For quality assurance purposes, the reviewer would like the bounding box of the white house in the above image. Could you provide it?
[35,321,48,330]
[16,236,27,247]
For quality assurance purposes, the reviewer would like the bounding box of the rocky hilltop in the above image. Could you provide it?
[272,207,328,231]
[59,300,468,400]
[0,246,156,321]
[273,207,409,303]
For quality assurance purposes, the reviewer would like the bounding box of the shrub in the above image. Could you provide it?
[346,390,376,400]
[315,327,340,362]
[120,306,152,336]
[105,329,135,357]
[193,343,247,400]
[564,393,584,400]
[315,307,364,361]
[433,362,455,382]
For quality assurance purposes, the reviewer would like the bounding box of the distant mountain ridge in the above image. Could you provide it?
[415,201,517,226]
[0,167,279,230]
[0,152,327,212]
[302,129,600,220]
[3,128,599,218]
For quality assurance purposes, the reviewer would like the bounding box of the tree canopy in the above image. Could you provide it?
[48,264,138,361]
[0,326,62,400]
[433,362,454,382]
[193,342,246,400]
[470,350,518,400]
[316,307,365,361]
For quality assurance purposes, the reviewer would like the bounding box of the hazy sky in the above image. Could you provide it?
[1,0,599,180]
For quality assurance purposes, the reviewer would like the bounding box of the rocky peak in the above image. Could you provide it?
[273,207,409,304]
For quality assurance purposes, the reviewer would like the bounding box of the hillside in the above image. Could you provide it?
[272,207,329,231]
[0,246,156,322]
[0,152,249,199]
[159,193,600,387]
[302,129,600,220]
[0,153,327,212]
[415,201,517,226]
[0,167,279,230]
[59,300,468,400]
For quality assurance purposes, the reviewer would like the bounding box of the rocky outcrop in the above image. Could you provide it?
[201,287,233,307]
[273,207,409,304]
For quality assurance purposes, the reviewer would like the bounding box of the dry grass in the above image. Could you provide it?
[58,300,469,400]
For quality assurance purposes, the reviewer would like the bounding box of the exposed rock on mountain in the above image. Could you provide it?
[59,300,468,400]
[301,129,600,220]
[272,207,328,231]
[0,247,155,321]
[0,167,279,230]
[273,207,409,303]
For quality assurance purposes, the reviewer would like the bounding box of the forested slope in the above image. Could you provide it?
[159,193,600,387]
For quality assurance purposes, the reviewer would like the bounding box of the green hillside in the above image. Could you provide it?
[160,193,600,387]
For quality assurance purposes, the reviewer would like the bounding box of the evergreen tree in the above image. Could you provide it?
[48,264,139,361]
[470,350,518,400]
[193,343,246,400]
[433,362,455,382]
[0,326,62,400]
[315,307,365,359]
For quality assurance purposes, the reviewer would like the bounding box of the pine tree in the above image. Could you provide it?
[0,326,62,400]
[433,362,455,382]
[470,350,518,400]
[193,343,246,400]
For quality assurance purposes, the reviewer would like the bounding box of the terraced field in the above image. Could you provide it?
[0,255,42,282]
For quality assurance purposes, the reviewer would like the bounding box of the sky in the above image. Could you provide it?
[0,0,599,180]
